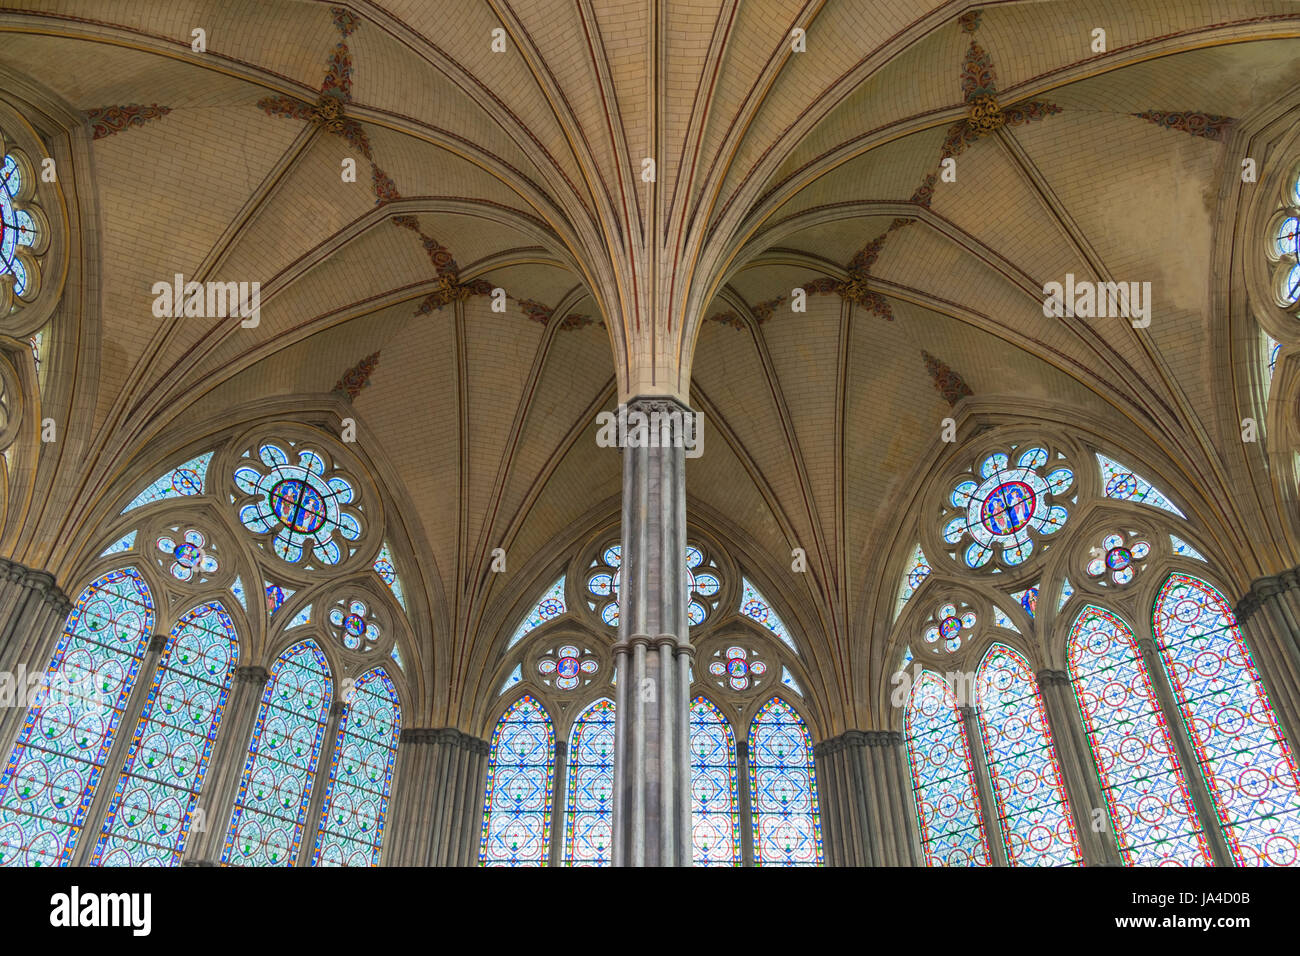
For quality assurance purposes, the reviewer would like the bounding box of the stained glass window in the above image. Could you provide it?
[1170,536,1206,562]
[1264,332,1281,388]
[992,605,1020,632]
[739,579,798,653]
[0,135,45,307]
[691,696,740,866]
[92,602,238,866]
[121,452,212,514]
[0,569,155,867]
[586,546,720,632]
[1096,453,1185,517]
[1067,605,1211,866]
[975,643,1081,866]
[230,576,248,610]
[749,696,823,866]
[895,543,932,619]
[311,667,401,867]
[1058,578,1074,611]
[372,541,406,610]
[156,529,218,582]
[99,531,136,557]
[1012,585,1039,618]
[506,576,566,649]
[904,671,990,866]
[498,664,522,695]
[222,640,332,867]
[562,698,614,866]
[780,667,804,696]
[234,443,361,565]
[942,447,1071,569]
[1153,574,1300,866]
[480,695,554,866]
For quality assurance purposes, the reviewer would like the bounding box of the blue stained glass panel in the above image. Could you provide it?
[975,644,1081,866]
[1096,453,1185,517]
[739,579,798,653]
[121,453,212,514]
[1068,605,1210,866]
[92,602,238,866]
[311,668,401,867]
[691,696,740,866]
[0,569,155,867]
[1153,574,1300,866]
[221,640,331,867]
[562,698,614,866]
[506,576,566,649]
[905,671,991,866]
[749,697,823,866]
[480,695,554,866]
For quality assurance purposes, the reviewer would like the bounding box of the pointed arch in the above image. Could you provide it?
[975,643,1081,866]
[1152,574,1300,866]
[221,639,332,866]
[0,568,155,867]
[748,696,823,866]
[479,694,555,866]
[1066,605,1210,866]
[562,697,614,866]
[311,666,401,867]
[92,601,239,866]
[904,670,990,867]
[690,694,740,866]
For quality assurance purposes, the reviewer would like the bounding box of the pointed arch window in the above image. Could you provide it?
[562,698,614,866]
[91,602,238,866]
[975,643,1081,866]
[690,695,740,866]
[0,569,155,867]
[1152,574,1300,866]
[904,670,991,866]
[1067,605,1210,866]
[311,667,401,866]
[749,696,823,866]
[480,694,555,866]
[222,640,332,866]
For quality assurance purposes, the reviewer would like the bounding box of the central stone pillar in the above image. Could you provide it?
[611,396,693,867]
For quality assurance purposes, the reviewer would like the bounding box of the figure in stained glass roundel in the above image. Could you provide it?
[941,446,1072,569]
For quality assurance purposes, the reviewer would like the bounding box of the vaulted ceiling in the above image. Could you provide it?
[4,0,1299,728]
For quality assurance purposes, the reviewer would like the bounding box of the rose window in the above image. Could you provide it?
[328,598,381,652]
[585,541,721,629]
[923,602,977,655]
[0,128,48,313]
[1085,532,1150,587]
[708,645,767,691]
[156,529,219,582]
[536,644,599,691]
[942,446,1072,569]
[234,442,362,566]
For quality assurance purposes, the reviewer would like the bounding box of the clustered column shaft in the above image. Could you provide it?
[383,727,489,866]
[611,397,693,867]
[813,730,921,866]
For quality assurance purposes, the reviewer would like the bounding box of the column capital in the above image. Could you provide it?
[624,394,693,415]
[398,726,489,754]
[234,665,269,685]
[1237,565,1300,622]
[1035,669,1071,688]
[148,633,167,653]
